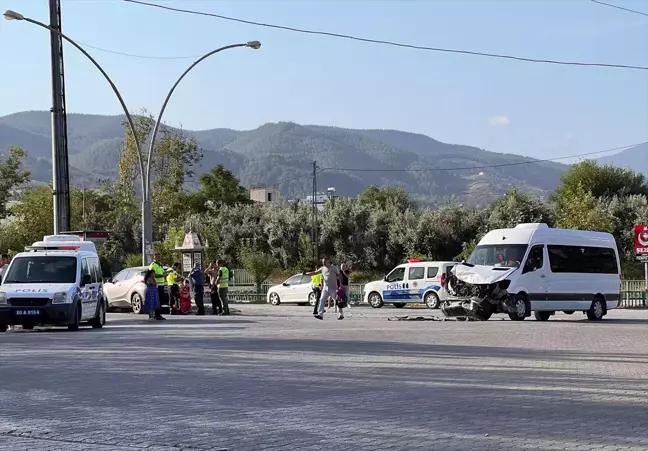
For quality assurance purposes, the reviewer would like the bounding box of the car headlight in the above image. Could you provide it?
[0,292,6,305]
[51,292,70,304]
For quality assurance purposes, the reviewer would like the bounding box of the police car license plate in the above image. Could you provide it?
[15,309,40,316]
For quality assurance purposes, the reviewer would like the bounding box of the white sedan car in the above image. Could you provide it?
[267,274,317,306]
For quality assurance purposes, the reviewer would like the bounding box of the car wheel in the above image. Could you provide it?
[368,292,384,308]
[308,292,317,306]
[508,294,530,321]
[269,292,281,306]
[393,303,406,308]
[424,292,440,309]
[131,293,144,315]
[586,297,605,321]
[68,302,81,331]
[89,300,106,329]
[534,311,551,321]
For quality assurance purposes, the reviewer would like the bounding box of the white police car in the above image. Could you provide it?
[363,260,459,309]
[0,235,106,332]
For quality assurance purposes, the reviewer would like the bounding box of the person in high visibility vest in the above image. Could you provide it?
[311,272,323,316]
[214,259,230,315]
[149,254,168,320]
[166,263,181,314]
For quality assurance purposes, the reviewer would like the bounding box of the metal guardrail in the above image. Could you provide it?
[620,280,647,308]
[225,279,647,308]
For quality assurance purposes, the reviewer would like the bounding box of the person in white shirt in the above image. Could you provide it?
[304,257,341,320]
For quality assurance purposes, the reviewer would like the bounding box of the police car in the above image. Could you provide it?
[363,260,459,309]
[0,235,106,332]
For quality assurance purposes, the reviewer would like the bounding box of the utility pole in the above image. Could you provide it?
[49,0,71,234]
[312,161,319,263]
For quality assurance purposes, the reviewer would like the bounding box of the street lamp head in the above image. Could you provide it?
[246,41,261,50]
[3,10,24,20]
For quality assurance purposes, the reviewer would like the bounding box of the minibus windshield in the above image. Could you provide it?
[467,244,528,268]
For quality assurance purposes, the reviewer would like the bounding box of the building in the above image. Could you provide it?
[250,188,281,204]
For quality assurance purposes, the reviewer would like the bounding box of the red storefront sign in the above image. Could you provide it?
[634,224,648,257]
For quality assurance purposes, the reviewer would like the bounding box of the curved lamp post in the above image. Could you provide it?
[4,9,261,264]
[143,41,261,263]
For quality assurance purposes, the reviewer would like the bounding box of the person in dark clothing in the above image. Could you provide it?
[190,263,205,316]
[340,263,351,308]
[206,261,222,315]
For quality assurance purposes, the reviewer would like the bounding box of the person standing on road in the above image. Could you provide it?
[311,271,323,316]
[215,259,230,316]
[206,261,222,315]
[144,270,162,321]
[0,253,9,283]
[190,263,206,316]
[304,257,341,320]
[167,263,181,314]
[149,254,168,320]
[340,263,351,309]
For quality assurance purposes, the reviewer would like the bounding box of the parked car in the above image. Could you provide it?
[104,266,169,314]
[267,274,317,306]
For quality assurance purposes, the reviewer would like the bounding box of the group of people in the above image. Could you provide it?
[305,258,351,320]
[142,254,231,320]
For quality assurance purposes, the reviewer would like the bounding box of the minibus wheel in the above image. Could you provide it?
[586,297,605,321]
[508,294,530,321]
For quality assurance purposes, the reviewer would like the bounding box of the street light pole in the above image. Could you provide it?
[2,9,146,222]
[141,41,261,265]
[5,10,261,265]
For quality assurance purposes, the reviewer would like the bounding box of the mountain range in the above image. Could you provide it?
[1,111,645,207]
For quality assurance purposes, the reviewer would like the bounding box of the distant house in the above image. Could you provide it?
[250,188,281,204]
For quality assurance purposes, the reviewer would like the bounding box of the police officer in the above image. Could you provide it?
[148,253,167,320]
[311,271,323,316]
[215,259,230,316]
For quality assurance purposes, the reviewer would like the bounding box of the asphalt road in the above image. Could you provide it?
[1,305,648,451]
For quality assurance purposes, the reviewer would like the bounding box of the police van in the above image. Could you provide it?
[0,235,106,332]
[363,260,459,309]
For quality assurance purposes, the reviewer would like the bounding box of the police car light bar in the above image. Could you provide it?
[25,245,81,251]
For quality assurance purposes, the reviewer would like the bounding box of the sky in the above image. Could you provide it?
[0,0,647,161]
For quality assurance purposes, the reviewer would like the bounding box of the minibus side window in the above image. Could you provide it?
[523,245,544,274]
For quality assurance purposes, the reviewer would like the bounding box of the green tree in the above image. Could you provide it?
[189,165,251,213]
[0,146,30,219]
[554,183,614,232]
[486,189,554,230]
[359,185,417,211]
[239,245,276,293]
[555,160,648,200]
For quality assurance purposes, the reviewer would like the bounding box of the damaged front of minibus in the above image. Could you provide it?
[441,240,532,321]
[442,263,521,321]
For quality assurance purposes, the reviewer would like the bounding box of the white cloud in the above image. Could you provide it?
[488,116,510,127]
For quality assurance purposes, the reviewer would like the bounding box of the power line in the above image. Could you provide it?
[124,0,648,71]
[75,40,199,59]
[319,141,647,173]
[590,0,648,17]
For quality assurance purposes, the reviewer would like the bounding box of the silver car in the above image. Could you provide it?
[104,266,170,314]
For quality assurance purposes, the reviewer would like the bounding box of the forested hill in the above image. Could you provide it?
[3,110,632,206]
